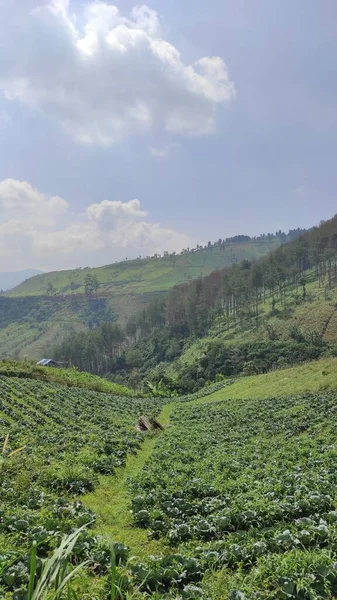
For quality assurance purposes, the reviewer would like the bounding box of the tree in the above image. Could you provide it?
[84,273,99,297]
[46,282,56,296]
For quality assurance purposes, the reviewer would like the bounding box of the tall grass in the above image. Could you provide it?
[27,525,89,600]
[25,529,150,600]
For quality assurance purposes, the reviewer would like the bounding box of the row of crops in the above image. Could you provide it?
[0,375,165,598]
[4,371,337,599]
[128,390,337,598]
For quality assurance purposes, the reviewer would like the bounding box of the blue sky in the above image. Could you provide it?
[0,0,336,270]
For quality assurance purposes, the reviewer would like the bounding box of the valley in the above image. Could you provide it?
[2,220,337,599]
[1,2,334,597]
[52,215,337,394]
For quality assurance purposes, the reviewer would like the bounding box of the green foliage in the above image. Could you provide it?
[52,215,337,394]
[84,273,99,298]
[164,340,325,393]
[1,237,287,360]
[0,359,133,396]
[0,373,164,598]
[3,358,337,597]
[8,238,286,299]
[128,388,337,597]
[28,525,90,600]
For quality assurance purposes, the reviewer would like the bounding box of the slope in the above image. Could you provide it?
[0,239,282,360]
[160,268,337,390]
[129,382,337,599]
[0,359,133,396]
[3,361,337,598]
[0,368,166,598]
[86,214,337,393]
[8,241,282,298]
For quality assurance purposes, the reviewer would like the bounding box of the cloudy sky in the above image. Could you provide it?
[0,0,336,271]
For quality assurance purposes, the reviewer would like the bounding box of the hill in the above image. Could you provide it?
[1,237,285,360]
[2,359,337,598]
[0,269,43,292]
[53,215,337,391]
[8,239,283,298]
[157,268,337,391]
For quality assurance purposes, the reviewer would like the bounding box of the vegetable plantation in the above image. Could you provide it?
[0,375,164,598]
[3,369,337,599]
[128,390,337,598]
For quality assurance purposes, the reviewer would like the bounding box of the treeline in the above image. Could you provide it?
[54,216,337,389]
[137,226,308,259]
[124,217,337,340]
[54,322,125,375]
[207,226,307,247]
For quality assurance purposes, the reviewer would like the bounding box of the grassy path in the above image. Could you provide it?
[82,402,176,556]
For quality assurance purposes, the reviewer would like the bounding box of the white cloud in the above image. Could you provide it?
[150,143,181,158]
[0,179,191,270]
[0,1,235,145]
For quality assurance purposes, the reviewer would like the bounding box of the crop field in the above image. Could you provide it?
[0,359,133,396]
[3,365,337,599]
[129,390,337,598]
[0,375,165,599]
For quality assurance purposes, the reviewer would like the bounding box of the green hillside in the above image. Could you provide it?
[3,360,337,598]
[53,215,337,393]
[8,241,281,297]
[0,240,282,360]
[132,382,337,599]
[0,359,133,396]
[161,268,337,387]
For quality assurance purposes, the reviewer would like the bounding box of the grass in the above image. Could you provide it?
[203,357,337,403]
[7,242,281,298]
[82,402,175,557]
[82,436,166,556]
[0,359,133,396]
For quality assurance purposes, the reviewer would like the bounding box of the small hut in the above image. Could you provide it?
[36,358,58,368]
[137,416,164,432]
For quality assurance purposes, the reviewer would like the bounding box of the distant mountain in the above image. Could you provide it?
[0,269,43,292]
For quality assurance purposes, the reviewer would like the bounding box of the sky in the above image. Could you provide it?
[0,0,336,271]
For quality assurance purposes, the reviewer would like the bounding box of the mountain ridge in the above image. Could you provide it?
[0,228,307,360]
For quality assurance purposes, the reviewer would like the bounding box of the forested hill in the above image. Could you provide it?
[0,231,297,360]
[53,215,337,392]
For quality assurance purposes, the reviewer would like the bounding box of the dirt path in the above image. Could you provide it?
[82,402,176,556]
